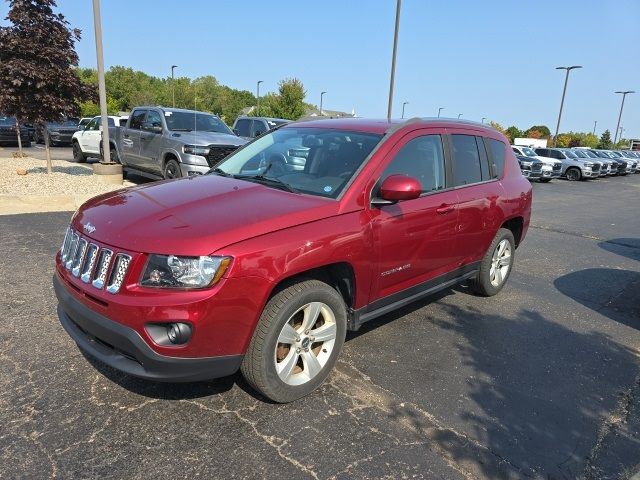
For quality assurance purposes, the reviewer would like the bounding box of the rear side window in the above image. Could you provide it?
[486,138,506,178]
[129,110,147,130]
[234,119,250,137]
[250,120,267,137]
[451,134,482,186]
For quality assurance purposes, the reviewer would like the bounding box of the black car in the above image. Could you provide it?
[34,118,80,146]
[0,115,31,147]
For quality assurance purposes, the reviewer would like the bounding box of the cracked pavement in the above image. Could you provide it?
[1,174,639,479]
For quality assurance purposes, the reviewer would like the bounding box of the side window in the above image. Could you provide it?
[129,110,147,130]
[451,134,482,186]
[146,110,163,128]
[476,136,491,180]
[486,138,506,178]
[380,135,445,194]
[107,118,115,127]
[235,119,250,137]
[85,118,98,131]
[251,120,267,137]
[554,150,564,159]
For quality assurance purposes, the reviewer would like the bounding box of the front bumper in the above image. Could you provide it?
[49,134,74,144]
[180,163,210,177]
[582,169,599,178]
[521,170,542,179]
[54,274,244,382]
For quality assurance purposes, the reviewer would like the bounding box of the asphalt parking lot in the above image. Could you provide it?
[1,173,639,479]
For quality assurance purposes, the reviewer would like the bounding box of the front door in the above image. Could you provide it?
[78,117,101,155]
[139,110,165,174]
[369,130,459,302]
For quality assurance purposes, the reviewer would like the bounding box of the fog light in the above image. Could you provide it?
[167,323,192,345]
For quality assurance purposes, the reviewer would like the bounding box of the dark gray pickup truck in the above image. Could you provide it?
[106,107,247,179]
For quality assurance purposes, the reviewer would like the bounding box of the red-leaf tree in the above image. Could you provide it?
[0,0,95,171]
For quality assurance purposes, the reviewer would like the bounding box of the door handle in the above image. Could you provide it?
[436,204,455,214]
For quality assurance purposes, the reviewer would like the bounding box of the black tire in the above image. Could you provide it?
[472,228,515,297]
[539,178,551,183]
[565,167,581,181]
[164,158,181,179]
[241,279,347,403]
[72,142,87,163]
[100,143,121,164]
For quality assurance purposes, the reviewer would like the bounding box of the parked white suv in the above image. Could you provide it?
[72,115,128,162]
[511,145,561,182]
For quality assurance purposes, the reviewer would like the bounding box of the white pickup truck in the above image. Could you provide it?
[71,115,128,162]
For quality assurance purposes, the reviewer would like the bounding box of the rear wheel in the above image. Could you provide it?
[164,158,181,179]
[472,228,515,297]
[241,279,347,403]
[565,167,581,181]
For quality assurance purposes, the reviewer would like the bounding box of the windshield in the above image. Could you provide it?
[521,147,537,157]
[563,150,578,159]
[0,116,17,125]
[583,150,598,158]
[47,118,79,126]
[212,127,383,198]
[164,110,232,134]
[609,151,622,158]
[572,150,588,158]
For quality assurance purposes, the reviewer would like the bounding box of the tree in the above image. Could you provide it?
[598,130,613,149]
[526,129,543,139]
[505,126,522,143]
[0,0,95,170]
[615,138,629,149]
[525,125,551,138]
[488,121,506,135]
[271,78,307,120]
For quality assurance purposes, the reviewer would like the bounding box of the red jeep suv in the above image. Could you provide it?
[54,118,532,403]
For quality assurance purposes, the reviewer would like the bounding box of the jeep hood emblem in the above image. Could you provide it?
[83,222,96,234]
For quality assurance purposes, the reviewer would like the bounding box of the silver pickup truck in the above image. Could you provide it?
[106,106,247,179]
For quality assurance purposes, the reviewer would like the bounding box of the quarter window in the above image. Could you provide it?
[486,138,506,178]
[129,110,147,130]
[451,134,482,186]
[235,119,250,137]
[381,135,445,194]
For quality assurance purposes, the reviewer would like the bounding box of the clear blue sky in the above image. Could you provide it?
[2,0,639,138]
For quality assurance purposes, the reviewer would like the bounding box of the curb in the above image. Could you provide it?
[0,194,97,215]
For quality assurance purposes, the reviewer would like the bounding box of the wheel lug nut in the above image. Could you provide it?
[295,336,300,342]
[296,347,301,353]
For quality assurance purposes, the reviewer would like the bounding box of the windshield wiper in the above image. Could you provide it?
[235,174,298,193]
[210,167,232,177]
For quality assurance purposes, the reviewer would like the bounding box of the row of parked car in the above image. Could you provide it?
[513,145,640,181]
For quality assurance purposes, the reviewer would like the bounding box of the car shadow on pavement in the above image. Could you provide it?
[555,268,640,330]
[598,238,640,262]
[27,165,93,175]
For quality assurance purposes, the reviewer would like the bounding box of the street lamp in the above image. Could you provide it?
[256,80,263,116]
[618,126,625,144]
[171,65,178,108]
[614,90,634,144]
[457,113,462,119]
[593,120,597,135]
[481,117,486,124]
[553,65,582,146]
[386,0,402,121]
[438,107,444,117]
[320,91,327,115]
[401,101,408,119]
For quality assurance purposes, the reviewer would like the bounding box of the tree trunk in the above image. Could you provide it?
[15,118,23,156]
[44,126,52,174]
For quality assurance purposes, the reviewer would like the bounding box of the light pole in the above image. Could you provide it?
[92,0,110,167]
[593,120,597,135]
[614,90,634,144]
[618,126,625,145]
[481,117,486,124]
[256,80,263,116]
[457,113,462,119]
[401,101,408,119]
[553,65,582,146]
[320,91,326,115]
[386,0,402,121]
[438,107,444,117]
[171,65,178,108]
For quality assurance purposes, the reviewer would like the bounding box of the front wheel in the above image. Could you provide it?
[163,158,181,179]
[241,279,347,403]
[565,167,581,181]
[72,142,86,163]
[472,228,515,297]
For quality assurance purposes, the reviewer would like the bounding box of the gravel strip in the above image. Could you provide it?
[0,156,125,196]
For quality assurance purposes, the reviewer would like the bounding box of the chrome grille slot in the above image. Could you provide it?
[65,233,80,270]
[60,228,72,262]
[92,249,113,289]
[106,254,132,294]
[80,243,99,283]
[71,239,88,277]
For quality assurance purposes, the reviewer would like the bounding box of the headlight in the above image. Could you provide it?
[49,131,60,136]
[140,254,231,288]
[183,145,210,156]
[583,162,593,167]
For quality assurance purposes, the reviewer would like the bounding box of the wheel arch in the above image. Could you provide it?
[501,216,524,248]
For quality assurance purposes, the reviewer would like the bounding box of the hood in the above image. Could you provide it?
[72,175,338,256]
[168,130,246,147]
[535,156,561,166]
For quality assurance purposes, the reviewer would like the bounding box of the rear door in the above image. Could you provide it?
[448,133,502,266]
[121,109,146,167]
[368,129,459,301]
[139,109,165,174]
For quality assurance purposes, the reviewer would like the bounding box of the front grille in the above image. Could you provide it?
[552,163,562,172]
[60,227,131,295]
[206,145,240,168]
[592,164,600,172]
[531,162,542,172]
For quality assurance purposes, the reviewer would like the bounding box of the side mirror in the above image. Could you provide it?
[232,128,241,136]
[373,174,422,205]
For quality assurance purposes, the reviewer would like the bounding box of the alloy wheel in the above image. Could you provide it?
[489,239,512,287]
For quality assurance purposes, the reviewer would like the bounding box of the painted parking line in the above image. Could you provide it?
[34,145,44,149]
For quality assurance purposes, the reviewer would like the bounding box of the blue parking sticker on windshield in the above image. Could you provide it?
[324,186,332,193]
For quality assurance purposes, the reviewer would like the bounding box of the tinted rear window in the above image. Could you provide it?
[451,134,482,186]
